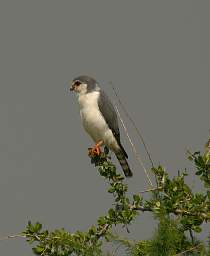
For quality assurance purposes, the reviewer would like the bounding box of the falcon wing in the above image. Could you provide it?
[98,90,128,158]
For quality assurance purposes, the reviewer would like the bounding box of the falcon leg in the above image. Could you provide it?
[104,146,109,154]
[88,140,104,156]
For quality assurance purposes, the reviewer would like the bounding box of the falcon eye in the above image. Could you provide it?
[74,80,81,86]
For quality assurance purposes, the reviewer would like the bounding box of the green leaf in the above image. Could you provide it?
[34,222,42,232]
[192,226,202,233]
[133,194,141,203]
[156,201,161,207]
[195,170,203,175]
[97,216,107,225]
[188,155,193,161]
[108,187,115,193]
[32,246,45,255]
[108,208,116,218]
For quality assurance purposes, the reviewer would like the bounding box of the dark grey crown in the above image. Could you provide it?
[72,75,100,93]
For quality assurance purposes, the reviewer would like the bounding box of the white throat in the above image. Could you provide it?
[78,91,100,110]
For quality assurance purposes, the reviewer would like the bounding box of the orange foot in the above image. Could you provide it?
[88,140,103,156]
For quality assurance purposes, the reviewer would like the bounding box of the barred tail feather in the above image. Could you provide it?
[115,150,133,177]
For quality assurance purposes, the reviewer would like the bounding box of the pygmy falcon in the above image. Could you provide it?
[70,75,132,177]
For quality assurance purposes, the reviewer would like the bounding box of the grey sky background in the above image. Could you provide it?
[0,1,209,255]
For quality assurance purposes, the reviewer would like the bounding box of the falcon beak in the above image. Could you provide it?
[70,82,75,91]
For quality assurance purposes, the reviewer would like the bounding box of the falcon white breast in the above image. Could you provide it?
[78,91,119,151]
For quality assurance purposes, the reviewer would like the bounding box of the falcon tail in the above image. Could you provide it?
[115,149,133,177]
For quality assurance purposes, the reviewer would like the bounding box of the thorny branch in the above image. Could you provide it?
[0,136,209,255]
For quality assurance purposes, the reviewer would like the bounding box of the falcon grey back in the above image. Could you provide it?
[70,75,133,177]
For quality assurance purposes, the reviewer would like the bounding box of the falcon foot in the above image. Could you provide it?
[88,140,103,157]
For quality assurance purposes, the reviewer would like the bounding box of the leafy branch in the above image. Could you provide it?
[5,136,210,255]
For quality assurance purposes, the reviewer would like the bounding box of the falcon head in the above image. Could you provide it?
[70,75,100,95]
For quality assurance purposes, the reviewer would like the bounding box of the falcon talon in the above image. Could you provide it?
[88,147,102,157]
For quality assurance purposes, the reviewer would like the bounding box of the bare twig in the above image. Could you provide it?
[114,105,153,187]
[130,205,152,212]
[139,187,162,193]
[111,243,123,256]
[189,229,194,244]
[110,82,154,168]
[173,243,202,256]
[97,223,110,238]
[0,234,25,241]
